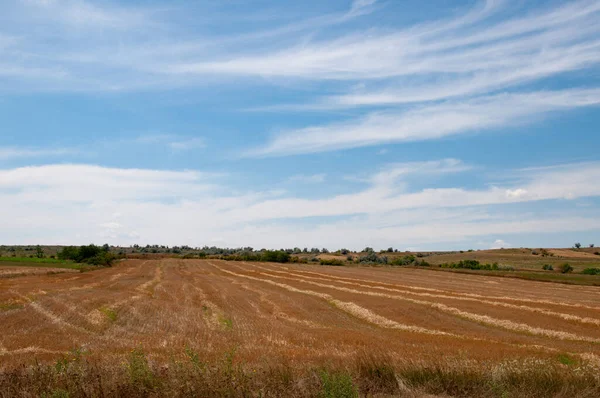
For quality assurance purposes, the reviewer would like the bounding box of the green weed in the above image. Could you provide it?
[318,369,358,398]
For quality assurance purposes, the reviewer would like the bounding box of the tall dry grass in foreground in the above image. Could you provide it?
[1,350,599,397]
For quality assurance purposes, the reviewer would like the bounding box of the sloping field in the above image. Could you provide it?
[1,259,600,396]
[422,248,600,271]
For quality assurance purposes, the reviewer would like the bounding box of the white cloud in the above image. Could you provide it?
[99,222,122,229]
[287,174,326,184]
[1,0,597,96]
[490,239,510,249]
[133,134,206,151]
[0,160,599,248]
[249,88,600,156]
[168,137,206,151]
[0,147,78,160]
[20,0,152,29]
[170,1,599,81]
[505,189,527,199]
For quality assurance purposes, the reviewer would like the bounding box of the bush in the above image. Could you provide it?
[390,255,415,266]
[542,264,554,271]
[582,268,600,275]
[57,244,115,266]
[574,243,581,249]
[439,260,500,271]
[358,252,387,265]
[320,259,344,266]
[260,250,290,263]
[560,263,574,274]
[35,245,44,258]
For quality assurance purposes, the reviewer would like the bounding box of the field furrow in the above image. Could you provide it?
[1,258,599,371]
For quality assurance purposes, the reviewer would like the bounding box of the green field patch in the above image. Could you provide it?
[0,256,72,264]
[0,257,86,271]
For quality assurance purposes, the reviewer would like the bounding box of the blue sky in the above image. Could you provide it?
[1,0,599,250]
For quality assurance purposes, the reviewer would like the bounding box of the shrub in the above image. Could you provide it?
[320,258,344,266]
[390,255,415,266]
[439,260,500,271]
[358,252,377,263]
[260,250,290,263]
[57,244,115,266]
[582,268,600,275]
[590,244,595,248]
[560,263,574,274]
[542,264,554,271]
[574,243,581,249]
[358,252,387,265]
[340,249,349,255]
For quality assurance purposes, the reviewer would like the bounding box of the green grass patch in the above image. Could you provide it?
[99,307,117,322]
[0,302,24,311]
[319,369,358,398]
[218,315,233,330]
[557,354,577,366]
[0,257,89,271]
[0,256,72,264]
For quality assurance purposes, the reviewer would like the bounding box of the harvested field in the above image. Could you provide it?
[1,259,600,397]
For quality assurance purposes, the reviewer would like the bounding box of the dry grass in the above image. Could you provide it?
[1,258,600,396]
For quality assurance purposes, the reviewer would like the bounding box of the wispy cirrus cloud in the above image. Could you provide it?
[19,0,153,30]
[168,137,206,151]
[0,146,79,160]
[5,0,596,93]
[287,173,326,184]
[171,1,599,81]
[131,134,205,152]
[248,88,600,157]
